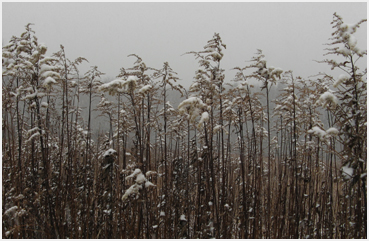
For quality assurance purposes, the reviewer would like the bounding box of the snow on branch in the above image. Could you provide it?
[178,97,208,124]
[317,91,338,108]
[122,168,156,202]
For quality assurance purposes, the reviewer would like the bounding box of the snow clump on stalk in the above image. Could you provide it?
[98,76,138,95]
[308,126,328,139]
[333,74,349,88]
[318,91,338,108]
[326,127,339,136]
[178,97,209,124]
[308,126,339,139]
[342,164,354,180]
[103,148,116,157]
[122,168,155,201]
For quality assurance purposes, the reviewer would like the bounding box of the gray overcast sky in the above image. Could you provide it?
[2,2,367,88]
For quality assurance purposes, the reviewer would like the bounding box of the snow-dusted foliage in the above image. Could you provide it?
[318,13,366,189]
[103,148,117,157]
[122,168,156,201]
[318,90,338,108]
[2,14,366,239]
[178,96,208,123]
[308,126,328,139]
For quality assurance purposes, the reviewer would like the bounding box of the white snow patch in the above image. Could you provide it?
[198,111,209,127]
[138,84,152,94]
[308,126,327,139]
[145,181,156,188]
[122,183,142,201]
[342,164,354,180]
[41,70,60,80]
[126,168,142,179]
[4,206,18,216]
[41,102,48,108]
[26,132,40,143]
[326,127,339,137]
[145,171,157,177]
[333,74,349,88]
[136,173,146,184]
[27,127,40,135]
[43,76,58,88]
[213,124,222,133]
[178,97,208,124]
[103,148,116,157]
[180,214,187,221]
[319,91,338,108]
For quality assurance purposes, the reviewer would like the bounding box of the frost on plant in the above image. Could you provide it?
[122,168,156,202]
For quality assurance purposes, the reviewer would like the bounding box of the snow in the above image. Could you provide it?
[145,170,157,177]
[145,181,156,188]
[4,206,18,216]
[16,209,27,217]
[318,91,338,108]
[40,64,57,73]
[308,126,327,139]
[123,168,156,201]
[24,91,37,100]
[126,75,138,82]
[102,164,111,170]
[337,48,351,57]
[38,43,48,54]
[126,168,142,179]
[340,23,357,34]
[348,34,357,48]
[125,76,138,90]
[269,66,283,80]
[333,74,349,88]
[138,84,152,94]
[43,76,58,88]
[160,211,165,217]
[27,127,40,134]
[41,70,60,80]
[23,91,46,100]
[136,173,146,184]
[198,111,209,127]
[178,97,206,110]
[26,132,40,143]
[180,214,187,221]
[14,194,25,200]
[122,183,142,201]
[99,76,138,94]
[103,148,116,157]
[213,124,222,133]
[39,57,58,65]
[103,209,111,215]
[326,127,339,136]
[99,78,125,94]
[342,164,354,180]
[178,97,208,123]
[41,102,48,108]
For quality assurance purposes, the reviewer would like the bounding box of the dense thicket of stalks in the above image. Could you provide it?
[2,13,366,239]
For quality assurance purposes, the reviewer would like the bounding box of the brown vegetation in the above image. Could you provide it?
[2,13,366,238]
